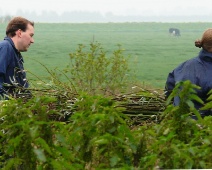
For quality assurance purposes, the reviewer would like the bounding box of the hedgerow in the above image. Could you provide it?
[1,42,212,169]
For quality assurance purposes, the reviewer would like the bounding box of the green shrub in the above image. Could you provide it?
[64,93,137,169]
[67,42,134,95]
[148,80,212,169]
[1,43,212,169]
[0,96,81,169]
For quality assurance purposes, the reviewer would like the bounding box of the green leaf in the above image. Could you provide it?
[202,138,211,145]
[94,139,109,145]
[186,100,194,108]
[110,155,120,167]
[33,148,46,162]
[109,115,115,123]
[189,94,204,104]
[35,137,52,155]
[188,147,195,155]
[200,101,212,110]
[55,133,67,146]
[163,128,170,135]
[30,125,39,138]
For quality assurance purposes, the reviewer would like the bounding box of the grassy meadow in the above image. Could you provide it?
[1,22,212,90]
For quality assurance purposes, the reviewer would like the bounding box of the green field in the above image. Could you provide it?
[1,22,212,89]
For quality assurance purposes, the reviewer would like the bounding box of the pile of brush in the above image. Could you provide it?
[11,86,166,124]
[113,88,166,124]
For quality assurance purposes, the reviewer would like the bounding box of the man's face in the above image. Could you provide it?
[19,24,34,52]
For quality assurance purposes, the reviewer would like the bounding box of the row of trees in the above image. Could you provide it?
[1,11,211,23]
[0,15,13,23]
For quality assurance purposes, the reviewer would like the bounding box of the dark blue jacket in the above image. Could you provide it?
[0,37,28,97]
[165,49,212,111]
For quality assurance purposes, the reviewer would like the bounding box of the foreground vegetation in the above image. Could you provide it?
[1,42,212,169]
[1,83,212,169]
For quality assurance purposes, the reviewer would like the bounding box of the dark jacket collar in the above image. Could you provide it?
[4,37,19,52]
[199,49,212,61]
[4,36,24,63]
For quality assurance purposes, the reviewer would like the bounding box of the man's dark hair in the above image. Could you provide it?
[6,17,34,37]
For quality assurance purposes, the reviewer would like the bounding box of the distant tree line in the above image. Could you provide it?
[0,10,212,23]
[0,15,13,23]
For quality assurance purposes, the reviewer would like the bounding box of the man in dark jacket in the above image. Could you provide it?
[165,28,212,118]
[0,17,34,99]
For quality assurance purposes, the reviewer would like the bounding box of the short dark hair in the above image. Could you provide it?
[6,16,34,37]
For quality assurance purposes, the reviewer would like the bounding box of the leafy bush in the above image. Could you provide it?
[63,93,138,169]
[1,43,212,169]
[146,80,212,169]
[67,42,134,95]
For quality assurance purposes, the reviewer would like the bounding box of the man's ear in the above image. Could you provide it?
[16,29,22,38]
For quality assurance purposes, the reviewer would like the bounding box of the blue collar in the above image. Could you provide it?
[4,37,24,63]
[198,49,212,61]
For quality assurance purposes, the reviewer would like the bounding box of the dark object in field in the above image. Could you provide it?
[169,28,181,36]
